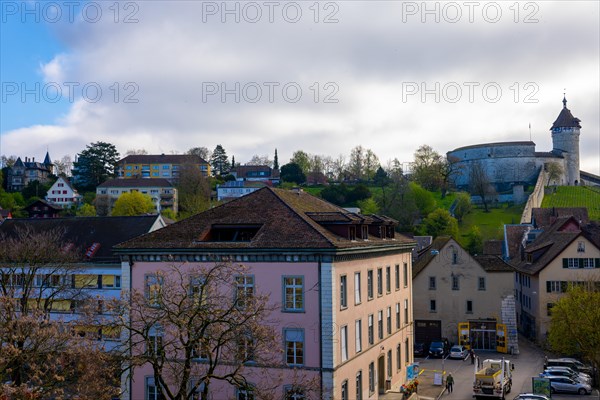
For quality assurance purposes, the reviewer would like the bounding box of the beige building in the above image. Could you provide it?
[96,178,178,214]
[512,217,600,343]
[413,237,516,352]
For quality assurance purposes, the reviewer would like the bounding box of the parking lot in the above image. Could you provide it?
[411,337,598,400]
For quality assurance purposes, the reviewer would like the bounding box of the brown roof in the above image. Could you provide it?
[531,207,589,229]
[98,178,173,188]
[413,236,452,278]
[472,255,514,272]
[483,240,503,255]
[117,187,413,251]
[504,225,531,259]
[551,99,581,129]
[118,154,208,164]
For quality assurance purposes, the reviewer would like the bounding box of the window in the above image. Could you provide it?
[235,275,254,308]
[192,337,209,360]
[355,319,362,353]
[577,241,585,252]
[340,275,347,308]
[378,310,383,340]
[430,299,437,312]
[466,300,473,314]
[386,307,392,335]
[478,277,486,291]
[368,314,374,345]
[145,274,163,306]
[395,264,400,290]
[405,339,409,362]
[404,299,409,323]
[237,386,254,400]
[283,276,304,311]
[356,371,363,400]
[146,377,165,400]
[452,249,458,264]
[546,280,567,293]
[190,276,206,305]
[285,329,304,366]
[284,386,305,400]
[396,344,401,370]
[340,325,348,362]
[452,275,459,290]
[367,270,373,299]
[147,327,163,357]
[547,303,554,316]
[396,303,400,329]
[368,362,375,394]
[387,349,392,377]
[354,272,361,304]
[386,266,391,293]
[341,380,348,400]
[429,276,436,290]
[238,333,255,363]
[403,263,408,287]
[377,268,383,296]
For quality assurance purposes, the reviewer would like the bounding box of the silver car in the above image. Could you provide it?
[544,366,592,383]
[513,394,551,400]
[449,345,468,359]
[547,376,592,395]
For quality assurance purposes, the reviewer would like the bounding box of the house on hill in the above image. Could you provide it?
[6,153,54,192]
[117,154,210,181]
[412,237,517,353]
[115,187,416,400]
[96,178,178,214]
[24,199,63,218]
[45,176,82,208]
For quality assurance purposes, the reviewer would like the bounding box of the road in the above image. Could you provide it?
[414,338,598,400]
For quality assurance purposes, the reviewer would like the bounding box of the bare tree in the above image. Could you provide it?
[126,149,149,155]
[246,155,272,167]
[176,163,211,218]
[53,155,73,177]
[545,162,564,186]
[0,227,119,399]
[113,262,299,400]
[187,147,211,162]
[469,162,496,212]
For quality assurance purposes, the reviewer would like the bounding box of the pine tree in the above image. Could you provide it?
[273,149,279,170]
[210,145,230,176]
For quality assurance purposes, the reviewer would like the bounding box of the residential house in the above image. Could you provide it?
[115,187,415,400]
[24,199,62,218]
[231,165,280,184]
[412,237,517,353]
[117,154,210,181]
[0,214,167,349]
[6,152,53,192]
[96,178,178,213]
[216,180,268,201]
[510,216,600,343]
[45,176,82,208]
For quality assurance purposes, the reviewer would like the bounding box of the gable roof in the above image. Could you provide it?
[0,215,164,263]
[413,236,452,278]
[117,187,413,252]
[531,207,589,228]
[118,154,208,164]
[473,255,514,272]
[24,199,63,212]
[98,178,174,188]
[51,176,78,193]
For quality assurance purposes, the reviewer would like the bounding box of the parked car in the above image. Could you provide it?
[449,345,468,359]
[544,366,592,383]
[428,341,448,358]
[546,376,592,395]
[513,394,551,400]
[540,370,590,384]
[414,342,426,357]
[546,358,593,375]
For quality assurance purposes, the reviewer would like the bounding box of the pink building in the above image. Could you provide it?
[117,187,415,399]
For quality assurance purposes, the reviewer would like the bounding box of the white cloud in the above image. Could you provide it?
[2,1,599,174]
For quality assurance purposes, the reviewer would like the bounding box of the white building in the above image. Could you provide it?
[45,177,82,208]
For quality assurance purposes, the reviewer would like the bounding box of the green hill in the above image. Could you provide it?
[541,186,600,221]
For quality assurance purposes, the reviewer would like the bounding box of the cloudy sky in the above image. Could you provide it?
[1,1,599,174]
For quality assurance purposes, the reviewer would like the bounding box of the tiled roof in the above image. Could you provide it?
[504,225,531,259]
[118,154,208,164]
[473,255,514,272]
[0,215,162,263]
[24,199,63,211]
[412,236,452,278]
[551,99,581,129]
[117,187,413,251]
[531,207,589,229]
[483,240,503,255]
[98,178,174,188]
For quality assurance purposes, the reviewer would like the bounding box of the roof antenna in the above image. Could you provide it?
[563,88,567,109]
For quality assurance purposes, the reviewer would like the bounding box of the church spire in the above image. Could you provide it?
[562,94,567,109]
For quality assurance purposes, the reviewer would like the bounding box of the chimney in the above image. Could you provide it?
[32,157,35,162]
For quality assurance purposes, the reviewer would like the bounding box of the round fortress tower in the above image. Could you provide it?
[551,96,581,185]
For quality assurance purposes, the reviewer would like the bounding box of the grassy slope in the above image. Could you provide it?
[541,186,600,221]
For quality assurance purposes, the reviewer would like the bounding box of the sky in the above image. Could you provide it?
[1,1,599,175]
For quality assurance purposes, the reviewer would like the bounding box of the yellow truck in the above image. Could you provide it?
[473,359,513,399]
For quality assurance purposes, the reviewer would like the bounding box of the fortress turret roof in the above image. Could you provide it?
[551,96,581,129]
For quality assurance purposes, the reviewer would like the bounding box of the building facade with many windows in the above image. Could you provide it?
[116,187,415,400]
[116,154,210,181]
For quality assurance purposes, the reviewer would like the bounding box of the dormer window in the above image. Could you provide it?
[577,241,585,253]
[526,253,533,263]
[202,224,262,242]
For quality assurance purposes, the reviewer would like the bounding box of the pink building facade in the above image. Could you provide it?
[117,188,415,399]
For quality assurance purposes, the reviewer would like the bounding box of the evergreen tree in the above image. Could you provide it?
[210,145,230,176]
[72,142,119,192]
[273,149,279,170]
[231,155,235,169]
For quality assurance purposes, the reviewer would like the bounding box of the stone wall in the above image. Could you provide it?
[520,170,546,224]
[501,295,519,355]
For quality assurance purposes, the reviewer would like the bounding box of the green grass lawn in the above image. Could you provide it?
[541,186,600,221]
[458,204,524,243]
